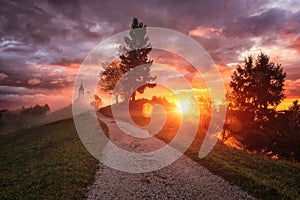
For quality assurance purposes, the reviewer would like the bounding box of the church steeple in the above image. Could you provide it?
[78,82,84,100]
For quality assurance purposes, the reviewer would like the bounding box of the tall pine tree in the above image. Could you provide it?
[119,17,156,101]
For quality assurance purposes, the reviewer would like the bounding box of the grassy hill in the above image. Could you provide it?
[0,112,299,199]
[42,104,73,124]
[187,142,300,199]
[0,118,102,199]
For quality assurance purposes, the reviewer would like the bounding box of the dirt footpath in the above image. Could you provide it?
[87,113,255,200]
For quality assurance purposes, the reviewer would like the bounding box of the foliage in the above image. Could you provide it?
[273,100,300,160]
[20,104,50,116]
[230,52,286,119]
[118,17,156,101]
[99,18,156,102]
[99,61,123,103]
[0,104,50,133]
[227,53,300,161]
[288,100,300,126]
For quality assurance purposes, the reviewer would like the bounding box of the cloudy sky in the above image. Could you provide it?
[1,0,300,111]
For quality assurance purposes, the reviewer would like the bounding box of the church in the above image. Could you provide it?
[75,83,85,102]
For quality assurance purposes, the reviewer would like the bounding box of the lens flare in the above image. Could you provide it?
[176,100,191,114]
[142,103,153,117]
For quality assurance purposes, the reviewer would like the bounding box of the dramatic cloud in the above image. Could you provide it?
[0,0,300,111]
[27,78,41,85]
[289,36,300,53]
[189,26,223,39]
[223,8,287,39]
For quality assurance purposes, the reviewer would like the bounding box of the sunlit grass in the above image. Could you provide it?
[188,143,300,199]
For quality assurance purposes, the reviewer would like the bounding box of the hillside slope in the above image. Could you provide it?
[0,118,99,199]
[42,104,73,124]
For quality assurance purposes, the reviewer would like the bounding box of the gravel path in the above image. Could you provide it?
[87,113,255,200]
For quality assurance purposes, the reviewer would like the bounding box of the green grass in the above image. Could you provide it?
[0,118,108,199]
[187,142,300,200]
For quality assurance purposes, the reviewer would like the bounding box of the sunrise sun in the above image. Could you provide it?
[177,100,191,113]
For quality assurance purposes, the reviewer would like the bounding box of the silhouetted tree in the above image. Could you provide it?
[119,17,156,101]
[43,104,50,113]
[0,104,50,133]
[99,61,123,103]
[230,52,286,120]
[272,100,300,161]
[20,104,50,116]
[289,99,300,112]
[288,100,300,128]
